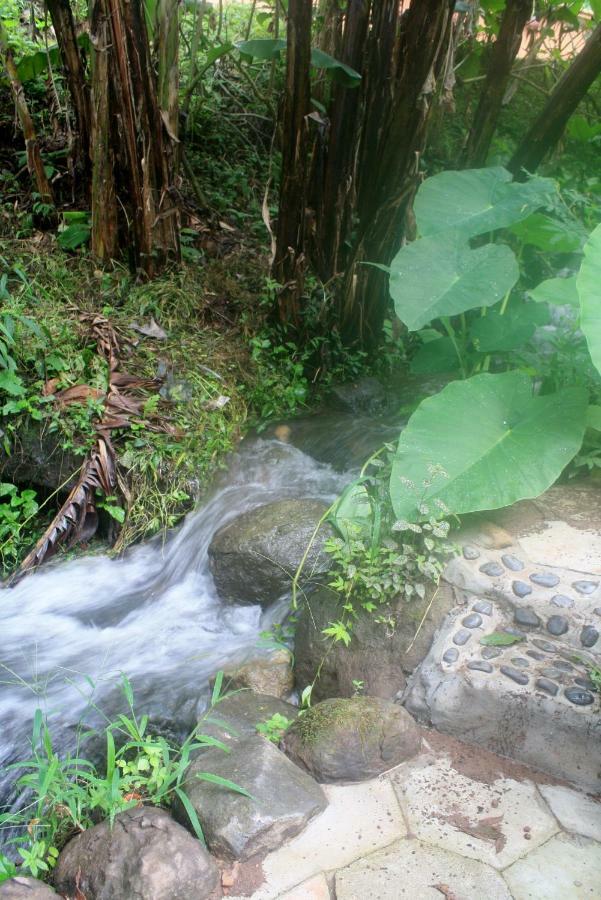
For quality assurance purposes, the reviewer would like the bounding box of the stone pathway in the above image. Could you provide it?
[226,730,601,899]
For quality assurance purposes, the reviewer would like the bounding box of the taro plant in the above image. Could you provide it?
[378,167,601,524]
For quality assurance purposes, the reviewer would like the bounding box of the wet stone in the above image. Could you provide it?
[512,580,533,598]
[502,554,524,572]
[530,572,560,588]
[481,647,502,660]
[468,660,493,673]
[536,678,559,697]
[462,613,483,629]
[541,667,564,680]
[547,616,569,637]
[514,607,541,629]
[479,562,504,577]
[551,594,574,609]
[510,657,530,668]
[526,650,546,661]
[504,627,526,638]
[463,545,480,560]
[453,629,471,646]
[565,687,595,706]
[580,625,599,648]
[532,638,556,653]
[501,665,529,686]
[575,676,597,691]
[572,580,599,595]
[442,648,459,664]
[472,600,492,616]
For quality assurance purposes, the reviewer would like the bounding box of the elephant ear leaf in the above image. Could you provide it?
[578,223,601,377]
[414,167,556,239]
[390,372,587,522]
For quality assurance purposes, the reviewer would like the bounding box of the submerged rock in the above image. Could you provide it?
[281,697,421,783]
[0,878,60,899]
[53,807,219,900]
[208,498,333,606]
[175,735,327,860]
[294,582,457,702]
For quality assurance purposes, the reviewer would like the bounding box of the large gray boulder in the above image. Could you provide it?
[281,697,421,783]
[53,806,219,900]
[208,499,333,606]
[294,582,457,702]
[0,879,59,899]
[175,735,327,860]
[199,690,298,743]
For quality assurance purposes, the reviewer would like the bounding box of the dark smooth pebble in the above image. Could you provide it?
[575,676,597,691]
[453,629,471,646]
[502,554,524,572]
[462,613,483,629]
[541,667,563,679]
[547,615,569,636]
[572,580,599,595]
[514,607,541,628]
[594,607,601,617]
[481,647,502,660]
[580,625,599,648]
[526,650,546,661]
[536,678,559,697]
[473,600,493,616]
[565,687,595,706]
[468,660,494,673]
[512,580,533,598]
[551,594,574,609]
[504,627,526,638]
[510,657,529,668]
[463,545,480,560]
[532,638,556,653]
[443,648,459,664]
[553,660,574,672]
[480,562,504,577]
[530,572,560,588]
[501,665,529,686]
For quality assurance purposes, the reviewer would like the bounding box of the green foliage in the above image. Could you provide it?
[255,713,292,743]
[235,39,361,86]
[0,483,39,573]
[390,372,587,522]
[577,223,601,377]
[0,674,246,881]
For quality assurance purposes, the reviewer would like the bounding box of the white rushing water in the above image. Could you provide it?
[0,436,351,812]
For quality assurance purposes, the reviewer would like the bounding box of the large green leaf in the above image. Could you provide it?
[528,274,579,307]
[578,223,601,377]
[410,336,460,374]
[414,168,556,239]
[389,232,518,331]
[389,372,587,521]
[469,303,548,352]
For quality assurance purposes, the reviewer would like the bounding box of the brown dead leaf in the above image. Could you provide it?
[54,385,105,406]
[433,885,459,900]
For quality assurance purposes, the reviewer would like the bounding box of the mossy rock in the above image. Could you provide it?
[281,697,421,783]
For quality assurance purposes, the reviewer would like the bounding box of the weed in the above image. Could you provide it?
[255,713,292,744]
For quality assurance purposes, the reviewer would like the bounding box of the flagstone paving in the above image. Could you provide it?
[226,730,601,900]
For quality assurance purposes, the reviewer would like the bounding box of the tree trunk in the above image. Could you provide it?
[310,0,370,283]
[509,22,601,176]
[0,21,55,211]
[157,0,179,142]
[462,0,531,167]
[89,0,180,274]
[45,0,92,178]
[340,0,454,346]
[273,0,312,325]
[90,0,118,261]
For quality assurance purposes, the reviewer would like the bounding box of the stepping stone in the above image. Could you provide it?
[463,545,480,560]
[501,665,529,686]
[572,580,599,595]
[335,839,512,900]
[468,660,494,673]
[480,562,504,577]
[538,785,601,842]
[504,832,601,900]
[514,608,541,629]
[536,677,559,697]
[462,613,483,629]
[473,600,493,616]
[453,629,471,646]
[547,615,569,636]
[551,594,574,609]
[443,648,459,664]
[580,625,599,648]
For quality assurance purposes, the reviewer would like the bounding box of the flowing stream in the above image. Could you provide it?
[0,413,397,819]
